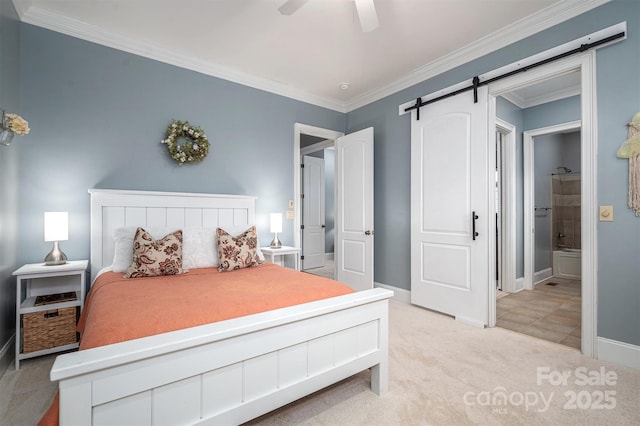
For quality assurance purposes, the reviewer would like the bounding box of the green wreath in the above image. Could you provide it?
[161,120,210,165]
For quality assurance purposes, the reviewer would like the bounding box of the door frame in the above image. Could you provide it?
[488,52,597,357]
[523,120,582,290]
[293,123,343,250]
[496,118,517,297]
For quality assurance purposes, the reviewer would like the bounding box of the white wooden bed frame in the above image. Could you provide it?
[50,189,392,425]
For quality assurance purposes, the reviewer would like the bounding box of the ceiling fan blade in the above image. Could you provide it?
[355,0,379,32]
[278,0,309,16]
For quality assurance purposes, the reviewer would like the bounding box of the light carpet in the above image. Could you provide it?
[1,299,639,425]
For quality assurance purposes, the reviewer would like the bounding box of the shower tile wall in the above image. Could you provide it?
[552,175,581,249]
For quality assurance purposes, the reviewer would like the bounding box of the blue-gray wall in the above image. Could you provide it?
[0,0,21,374]
[347,0,639,346]
[523,96,581,131]
[17,25,345,271]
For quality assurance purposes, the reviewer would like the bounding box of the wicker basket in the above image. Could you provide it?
[22,307,78,353]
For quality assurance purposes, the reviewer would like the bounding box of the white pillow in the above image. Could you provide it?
[182,228,217,269]
[111,224,264,272]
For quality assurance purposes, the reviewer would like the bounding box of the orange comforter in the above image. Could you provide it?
[39,263,353,425]
[78,262,353,350]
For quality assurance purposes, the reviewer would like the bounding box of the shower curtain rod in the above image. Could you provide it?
[404,31,626,119]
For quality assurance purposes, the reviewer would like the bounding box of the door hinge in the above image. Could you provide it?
[301,163,305,168]
[300,225,305,230]
[300,193,304,199]
[300,255,305,260]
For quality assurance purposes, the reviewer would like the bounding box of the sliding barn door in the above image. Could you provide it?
[410,88,490,327]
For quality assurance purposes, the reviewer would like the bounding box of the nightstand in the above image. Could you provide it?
[261,246,301,271]
[13,260,88,369]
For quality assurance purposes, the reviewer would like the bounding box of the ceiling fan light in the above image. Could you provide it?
[355,0,379,32]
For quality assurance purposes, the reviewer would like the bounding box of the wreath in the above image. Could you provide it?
[161,119,210,165]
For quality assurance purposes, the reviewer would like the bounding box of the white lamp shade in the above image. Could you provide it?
[270,213,283,233]
[44,212,69,242]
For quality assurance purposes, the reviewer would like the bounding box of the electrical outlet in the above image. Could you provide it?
[599,205,613,222]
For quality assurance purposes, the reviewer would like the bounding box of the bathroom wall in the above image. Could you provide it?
[553,132,581,252]
[534,131,581,271]
[534,134,564,271]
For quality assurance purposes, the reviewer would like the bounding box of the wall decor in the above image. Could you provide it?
[0,109,30,146]
[617,112,640,216]
[161,119,210,165]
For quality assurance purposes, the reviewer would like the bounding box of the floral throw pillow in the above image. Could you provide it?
[217,226,262,272]
[124,227,184,278]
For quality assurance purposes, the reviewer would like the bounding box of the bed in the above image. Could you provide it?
[49,189,393,425]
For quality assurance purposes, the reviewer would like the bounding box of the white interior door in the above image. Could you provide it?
[302,155,325,270]
[410,88,490,327]
[336,127,374,292]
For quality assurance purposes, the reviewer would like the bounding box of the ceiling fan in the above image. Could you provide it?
[278,0,379,32]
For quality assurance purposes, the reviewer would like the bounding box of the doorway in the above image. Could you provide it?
[497,119,582,350]
[300,137,336,278]
[293,124,375,291]
[489,56,595,356]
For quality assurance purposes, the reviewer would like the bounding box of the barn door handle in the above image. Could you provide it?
[321,224,326,228]
[365,230,373,236]
[472,211,479,240]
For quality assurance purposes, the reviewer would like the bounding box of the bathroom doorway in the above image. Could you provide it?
[493,70,583,350]
[497,121,582,349]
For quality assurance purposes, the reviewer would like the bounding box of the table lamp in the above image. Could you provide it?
[270,213,282,248]
[44,212,68,265]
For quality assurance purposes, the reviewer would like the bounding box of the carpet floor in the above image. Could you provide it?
[1,299,638,425]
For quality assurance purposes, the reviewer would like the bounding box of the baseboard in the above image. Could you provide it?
[513,277,525,292]
[325,253,334,261]
[0,334,15,378]
[597,337,640,371]
[534,267,553,285]
[374,282,410,304]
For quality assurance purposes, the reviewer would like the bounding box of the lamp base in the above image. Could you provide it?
[45,241,68,266]
[270,233,282,249]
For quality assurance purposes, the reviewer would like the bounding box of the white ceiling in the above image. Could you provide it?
[13,0,607,112]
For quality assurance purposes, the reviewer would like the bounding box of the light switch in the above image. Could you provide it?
[286,210,295,220]
[288,200,295,208]
[599,205,613,222]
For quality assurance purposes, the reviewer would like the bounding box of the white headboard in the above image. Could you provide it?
[89,189,256,282]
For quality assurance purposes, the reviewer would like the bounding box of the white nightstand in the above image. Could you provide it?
[261,246,301,271]
[13,260,88,369]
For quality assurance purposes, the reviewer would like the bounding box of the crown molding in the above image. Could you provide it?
[15,0,609,114]
[502,84,581,109]
[11,0,30,19]
[17,5,348,113]
[344,0,610,112]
